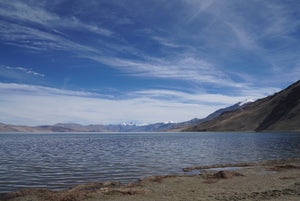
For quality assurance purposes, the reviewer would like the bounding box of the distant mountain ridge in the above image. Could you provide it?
[184,80,300,132]
[0,123,73,132]
[0,98,254,132]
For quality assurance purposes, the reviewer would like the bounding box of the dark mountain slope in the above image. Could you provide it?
[184,80,300,132]
[256,81,300,131]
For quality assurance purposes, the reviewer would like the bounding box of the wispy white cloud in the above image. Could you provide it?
[267,65,300,87]
[0,82,112,98]
[0,21,98,53]
[152,36,181,48]
[0,1,113,37]
[238,86,281,99]
[4,66,45,77]
[0,0,116,58]
[133,85,280,105]
[226,22,258,50]
[260,2,300,40]
[92,55,247,88]
[0,65,46,84]
[185,0,216,23]
[132,90,248,105]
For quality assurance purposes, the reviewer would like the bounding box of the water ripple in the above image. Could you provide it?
[0,132,299,193]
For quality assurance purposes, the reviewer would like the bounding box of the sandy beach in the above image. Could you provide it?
[1,158,300,201]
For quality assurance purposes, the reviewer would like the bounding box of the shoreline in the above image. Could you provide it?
[1,158,300,201]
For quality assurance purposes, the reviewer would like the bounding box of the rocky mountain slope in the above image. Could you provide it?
[184,80,300,132]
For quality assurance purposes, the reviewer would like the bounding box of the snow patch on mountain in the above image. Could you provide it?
[163,121,176,124]
[121,121,148,126]
[239,98,255,106]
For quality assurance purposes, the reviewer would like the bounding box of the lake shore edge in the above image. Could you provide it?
[1,157,300,201]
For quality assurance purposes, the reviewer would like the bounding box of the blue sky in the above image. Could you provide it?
[0,0,299,126]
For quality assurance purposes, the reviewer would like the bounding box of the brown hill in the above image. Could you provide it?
[184,80,300,132]
[0,123,74,132]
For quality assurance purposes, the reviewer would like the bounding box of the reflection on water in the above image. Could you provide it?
[0,132,299,193]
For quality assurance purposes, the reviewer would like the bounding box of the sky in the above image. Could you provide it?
[0,0,300,126]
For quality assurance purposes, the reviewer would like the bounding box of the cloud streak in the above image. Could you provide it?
[0,1,113,37]
[93,55,247,88]
[0,21,100,53]
[4,66,45,77]
[0,65,46,84]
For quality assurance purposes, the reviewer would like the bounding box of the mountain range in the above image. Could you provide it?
[184,80,300,132]
[0,98,253,132]
[1,80,299,132]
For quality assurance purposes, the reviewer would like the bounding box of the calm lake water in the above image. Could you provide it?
[0,132,300,193]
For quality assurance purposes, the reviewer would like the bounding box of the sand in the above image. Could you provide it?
[1,158,300,201]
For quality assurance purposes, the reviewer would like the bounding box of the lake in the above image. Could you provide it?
[0,132,299,193]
